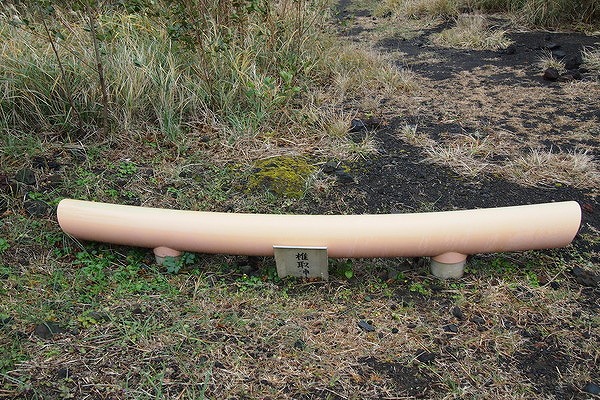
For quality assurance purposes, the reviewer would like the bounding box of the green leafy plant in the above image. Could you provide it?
[116,160,138,177]
[74,249,114,302]
[525,270,540,287]
[77,314,100,329]
[105,188,119,198]
[490,256,517,274]
[344,267,354,279]
[0,337,27,373]
[162,252,197,274]
[331,259,354,279]
[237,274,264,291]
[0,238,9,254]
[166,187,181,198]
[409,281,430,295]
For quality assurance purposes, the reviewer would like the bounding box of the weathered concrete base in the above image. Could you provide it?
[431,252,467,278]
[154,246,182,266]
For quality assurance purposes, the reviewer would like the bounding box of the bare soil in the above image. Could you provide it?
[327,1,600,245]
[301,3,600,398]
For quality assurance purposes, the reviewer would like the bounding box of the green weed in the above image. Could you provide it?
[409,281,431,295]
[163,252,197,274]
[331,259,355,279]
[0,238,9,254]
[116,160,138,177]
[0,0,338,143]
[0,337,27,373]
[236,274,265,292]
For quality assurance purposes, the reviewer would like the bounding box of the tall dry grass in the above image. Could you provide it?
[376,0,599,27]
[0,0,333,143]
[469,0,599,26]
[1,0,416,163]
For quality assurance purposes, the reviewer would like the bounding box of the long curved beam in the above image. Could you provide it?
[57,199,581,270]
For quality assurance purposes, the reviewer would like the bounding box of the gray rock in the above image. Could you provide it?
[471,316,485,325]
[56,367,70,379]
[34,322,66,339]
[24,200,50,217]
[572,267,600,287]
[0,316,13,327]
[86,312,110,322]
[32,156,61,171]
[335,170,354,183]
[583,383,600,395]
[502,44,516,55]
[451,306,464,320]
[15,168,35,185]
[322,161,340,174]
[350,119,368,133]
[416,351,436,364]
[358,320,375,332]
[565,54,582,70]
[543,68,560,81]
[239,264,254,275]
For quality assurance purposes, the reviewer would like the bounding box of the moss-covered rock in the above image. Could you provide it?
[248,156,316,198]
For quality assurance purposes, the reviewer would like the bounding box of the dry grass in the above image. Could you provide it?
[469,0,600,27]
[375,0,600,28]
[376,0,459,19]
[431,14,513,50]
[2,251,597,399]
[582,45,600,74]
[504,148,600,188]
[418,128,600,189]
[424,136,493,178]
[425,144,600,189]
[325,44,418,102]
[537,49,566,72]
[397,123,436,147]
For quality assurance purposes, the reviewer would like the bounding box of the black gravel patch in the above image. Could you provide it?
[511,342,598,399]
[359,356,440,398]
[327,119,599,231]
[377,24,600,84]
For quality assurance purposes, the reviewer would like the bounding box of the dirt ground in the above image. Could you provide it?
[328,0,600,242]
[302,2,600,398]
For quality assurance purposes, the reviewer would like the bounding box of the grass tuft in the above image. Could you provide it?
[376,0,460,19]
[504,148,600,188]
[426,135,600,189]
[582,46,600,74]
[431,14,513,50]
[537,49,566,72]
[469,0,600,27]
